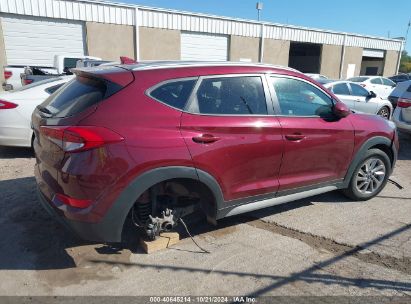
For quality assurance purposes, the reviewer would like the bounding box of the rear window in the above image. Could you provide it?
[41,77,108,117]
[348,77,369,83]
[149,79,197,110]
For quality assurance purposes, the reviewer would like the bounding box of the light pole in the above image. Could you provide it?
[256,2,263,21]
[405,19,411,49]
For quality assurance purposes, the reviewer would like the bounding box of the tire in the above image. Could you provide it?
[342,148,391,201]
[377,106,390,119]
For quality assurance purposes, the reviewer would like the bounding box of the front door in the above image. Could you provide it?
[269,76,355,192]
[180,75,284,202]
[349,83,378,114]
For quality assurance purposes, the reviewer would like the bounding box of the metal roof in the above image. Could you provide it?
[0,0,404,51]
[125,60,300,72]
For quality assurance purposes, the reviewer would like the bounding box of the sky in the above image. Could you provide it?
[118,0,411,53]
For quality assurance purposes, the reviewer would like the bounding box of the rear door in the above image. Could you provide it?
[269,76,354,192]
[180,74,284,202]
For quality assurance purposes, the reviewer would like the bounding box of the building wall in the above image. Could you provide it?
[341,46,363,79]
[229,35,260,62]
[383,50,399,77]
[263,38,290,66]
[320,44,342,79]
[86,22,135,61]
[0,20,6,89]
[139,27,181,60]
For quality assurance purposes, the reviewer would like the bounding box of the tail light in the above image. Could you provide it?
[397,98,411,108]
[39,126,124,152]
[0,100,18,109]
[23,78,33,85]
[4,70,12,80]
[54,193,92,209]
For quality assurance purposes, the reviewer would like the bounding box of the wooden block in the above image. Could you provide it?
[140,232,180,254]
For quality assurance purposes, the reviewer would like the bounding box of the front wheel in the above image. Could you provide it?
[377,106,390,119]
[342,149,391,201]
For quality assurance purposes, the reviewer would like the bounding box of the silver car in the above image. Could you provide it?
[323,81,393,119]
[392,81,411,133]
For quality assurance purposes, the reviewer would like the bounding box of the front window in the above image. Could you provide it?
[350,83,370,97]
[382,78,395,86]
[271,77,333,117]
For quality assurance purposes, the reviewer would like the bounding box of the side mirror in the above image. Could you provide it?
[333,102,351,118]
[368,91,377,98]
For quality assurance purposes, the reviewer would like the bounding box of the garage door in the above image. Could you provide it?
[1,15,85,67]
[181,32,228,61]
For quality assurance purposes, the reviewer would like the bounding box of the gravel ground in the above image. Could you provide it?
[0,132,410,298]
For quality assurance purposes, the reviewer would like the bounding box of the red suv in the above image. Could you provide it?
[32,62,399,242]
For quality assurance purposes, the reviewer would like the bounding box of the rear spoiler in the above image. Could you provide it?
[72,65,134,87]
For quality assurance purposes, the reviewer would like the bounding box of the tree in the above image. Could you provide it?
[399,50,411,73]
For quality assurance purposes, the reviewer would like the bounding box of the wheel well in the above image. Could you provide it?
[122,178,217,236]
[369,144,393,166]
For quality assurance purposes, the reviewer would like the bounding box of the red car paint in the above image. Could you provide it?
[32,62,398,241]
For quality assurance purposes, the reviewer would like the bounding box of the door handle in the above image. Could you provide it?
[285,133,306,141]
[192,134,220,144]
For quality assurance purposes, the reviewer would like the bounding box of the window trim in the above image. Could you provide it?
[268,75,335,118]
[145,77,199,111]
[185,73,274,116]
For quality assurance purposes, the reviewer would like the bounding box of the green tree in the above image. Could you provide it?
[399,50,411,73]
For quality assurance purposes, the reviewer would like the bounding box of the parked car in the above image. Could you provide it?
[32,61,398,243]
[2,54,100,91]
[347,76,396,99]
[323,81,393,119]
[0,76,73,147]
[389,73,411,84]
[75,59,113,68]
[388,80,411,108]
[392,81,411,134]
[305,73,328,80]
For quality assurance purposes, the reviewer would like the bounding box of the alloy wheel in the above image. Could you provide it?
[377,107,390,119]
[354,157,386,195]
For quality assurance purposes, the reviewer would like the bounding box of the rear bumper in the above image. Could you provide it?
[36,187,123,243]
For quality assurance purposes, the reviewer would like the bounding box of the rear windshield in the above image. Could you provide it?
[41,77,107,118]
[347,77,369,82]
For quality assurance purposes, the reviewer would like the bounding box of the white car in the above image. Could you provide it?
[347,76,396,99]
[323,81,393,119]
[0,76,73,147]
[305,73,328,80]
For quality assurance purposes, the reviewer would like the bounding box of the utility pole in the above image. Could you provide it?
[405,19,411,49]
[256,2,263,21]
